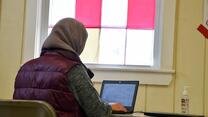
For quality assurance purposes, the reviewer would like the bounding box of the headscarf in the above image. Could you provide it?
[41,18,94,78]
[41,18,88,55]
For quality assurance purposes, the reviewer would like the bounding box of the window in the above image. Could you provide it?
[48,0,156,66]
[23,0,176,85]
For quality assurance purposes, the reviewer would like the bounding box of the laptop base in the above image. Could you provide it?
[112,112,145,117]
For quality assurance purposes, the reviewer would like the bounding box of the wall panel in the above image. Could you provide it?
[174,0,204,114]
[134,85,146,112]
[0,0,25,99]
[205,40,208,116]
[146,81,174,112]
[204,0,208,116]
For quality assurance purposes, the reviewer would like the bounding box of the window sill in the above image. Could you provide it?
[88,64,175,85]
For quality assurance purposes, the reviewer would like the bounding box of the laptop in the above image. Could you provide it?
[100,80,139,114]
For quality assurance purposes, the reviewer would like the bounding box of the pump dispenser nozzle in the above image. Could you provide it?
[182,86,189,96]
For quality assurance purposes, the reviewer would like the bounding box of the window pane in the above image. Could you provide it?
[126,29,154,66]
[80,28,100,63]
[48,0,156,67]
[48,27,52,35]
[99,28,126,65]
[127,0,155,29]
[49,0,76,27]
[101,0,128,27]
[76,0,102,28]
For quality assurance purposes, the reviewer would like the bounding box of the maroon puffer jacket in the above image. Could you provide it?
[13,51,86,117]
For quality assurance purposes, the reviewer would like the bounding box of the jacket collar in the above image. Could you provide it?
[41,49,94,79]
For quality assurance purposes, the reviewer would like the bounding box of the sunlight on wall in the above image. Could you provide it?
[80,29,99,63]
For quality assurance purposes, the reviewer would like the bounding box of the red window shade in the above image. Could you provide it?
[127,0,155,29]
[75,0,102,28]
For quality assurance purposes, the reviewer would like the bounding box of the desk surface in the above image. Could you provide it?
[143,112,204,117]
[111,112,204,117]
[111,113,147,117]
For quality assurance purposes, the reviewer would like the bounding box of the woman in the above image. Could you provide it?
[13,18,127,117]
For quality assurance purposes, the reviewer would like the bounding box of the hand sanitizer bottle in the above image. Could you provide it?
[181,86,189,114]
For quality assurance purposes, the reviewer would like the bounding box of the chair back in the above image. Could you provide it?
[0,99,56,117]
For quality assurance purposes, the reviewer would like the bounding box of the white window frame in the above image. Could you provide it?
[22,0,176,85]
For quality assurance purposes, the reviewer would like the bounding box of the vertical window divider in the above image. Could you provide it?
[153,0,163,68]
[124,28,128,65]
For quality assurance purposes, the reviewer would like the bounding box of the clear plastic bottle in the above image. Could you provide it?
[181,86,189,114]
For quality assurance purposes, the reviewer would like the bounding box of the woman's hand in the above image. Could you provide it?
[109,103,128,112]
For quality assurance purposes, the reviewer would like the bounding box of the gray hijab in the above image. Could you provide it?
[42,18,88,55]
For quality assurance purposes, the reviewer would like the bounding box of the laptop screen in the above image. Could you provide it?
[100,80,139,113]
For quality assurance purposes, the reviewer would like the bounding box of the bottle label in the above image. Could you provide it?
[181,98,189,114]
